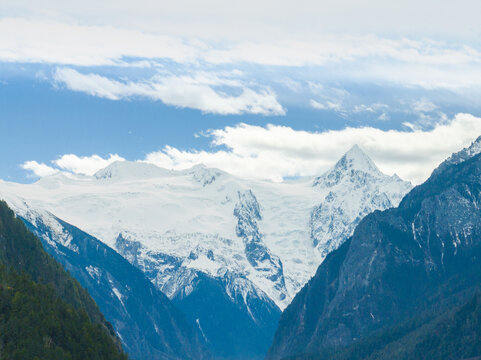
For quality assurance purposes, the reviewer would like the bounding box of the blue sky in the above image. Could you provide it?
[1,1,481,184]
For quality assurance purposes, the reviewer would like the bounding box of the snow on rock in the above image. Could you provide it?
[234,189,288,306]
[94,160,172,181]
[85,265,102,281]
[310,145,412,259]
[433,135,481,176]
[182,164,225,186]
[0,192,78,253]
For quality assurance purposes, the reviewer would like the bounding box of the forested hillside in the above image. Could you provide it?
[0,200,127,359]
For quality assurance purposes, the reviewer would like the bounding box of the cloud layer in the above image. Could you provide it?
[21,114,481,184]
[1,18,481,91]
[1,18,479,66]
[2,1,480,41]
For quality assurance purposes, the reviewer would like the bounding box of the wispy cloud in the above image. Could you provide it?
[411,98,438,113]
[309,99,343,111]
[53,67,285,115]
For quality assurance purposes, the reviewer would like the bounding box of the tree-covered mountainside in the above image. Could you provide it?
[9,200,209,360]
[267,139,481,359]
[0,267,127,360]
[286,290,481,360]
[0,200,127,359]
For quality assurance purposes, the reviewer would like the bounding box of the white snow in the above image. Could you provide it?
[85,265,101,281]
[196,318,208,342]
[0,145,411,310]
[112,287,124,306]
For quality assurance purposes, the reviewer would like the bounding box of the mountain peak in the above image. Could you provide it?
[94,160,172,180]
[432,135,481,177]
[333,144,380,175]
[181,163,226,186]
[313,145,383,188]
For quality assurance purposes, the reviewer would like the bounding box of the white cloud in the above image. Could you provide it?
[353,103,388,113]
[308,84,351,112]
[0,18,198,66]
[143,113,481,184]
[309,99,343,111]
[20,114,481,184]
[21,161,59,177]
[309,99,326,110]
[411,98,437,113]
[378,113,390,121]
[21,154,125,178]
[53,154,125,176]
[53,68,285,115]
[2,1,480,42]
[310,94,389,115]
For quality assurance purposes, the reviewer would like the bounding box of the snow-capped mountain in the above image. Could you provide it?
[0,145,411,359]
[310,145,411,259]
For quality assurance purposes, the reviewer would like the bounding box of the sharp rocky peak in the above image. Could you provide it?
[313,145,382,187]
[335,144,380,174]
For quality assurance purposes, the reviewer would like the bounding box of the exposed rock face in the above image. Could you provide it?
[234,190,287,301]
[267,138,481,359]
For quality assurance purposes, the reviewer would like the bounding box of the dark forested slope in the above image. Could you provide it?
[0,200,127,359]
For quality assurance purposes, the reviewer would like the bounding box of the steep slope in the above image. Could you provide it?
[0,200,127,359]
[284,290,481,360]
[117,234,280,360]
[3,195,208,360]
[0,146,410,359]
[267,137,481,359]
